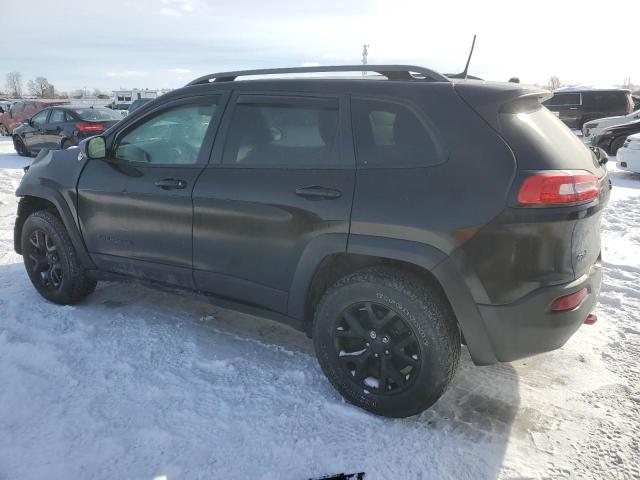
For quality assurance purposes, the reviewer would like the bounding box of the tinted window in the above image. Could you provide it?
[115,101,217,165]
[73,107,123,121]
[31,110,49,125]
[222,96,339,166]
[352,98,440,167]
[49,109,66,123]
[545,93,581,106]
[582,91,625,108]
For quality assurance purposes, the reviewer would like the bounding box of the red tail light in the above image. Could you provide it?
[626,94,634,115]
[551,288,588,311]
[75,122,105,132]
[518,170,600,206]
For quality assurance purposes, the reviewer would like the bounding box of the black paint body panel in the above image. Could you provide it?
[14,76,609,365]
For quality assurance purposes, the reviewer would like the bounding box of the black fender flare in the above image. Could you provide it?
[287,233,498,365]
[15,184,95,270]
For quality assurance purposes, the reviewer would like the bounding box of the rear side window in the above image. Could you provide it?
[352,98,441,167]
[49,109,65,123]
[544,93,581,106]
[222,95,340,166]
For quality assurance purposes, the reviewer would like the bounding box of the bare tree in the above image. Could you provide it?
[27,77,56,98]
[70,89,84,99]
[5,71,23,97]
[548,76,562,91]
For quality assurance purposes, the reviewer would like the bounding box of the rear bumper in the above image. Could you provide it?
[617,147,640,173]
[476,263,602,362]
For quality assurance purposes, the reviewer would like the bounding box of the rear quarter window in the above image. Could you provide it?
[351,97,444,167]
[544,93,581,107]
[582,91,626,108]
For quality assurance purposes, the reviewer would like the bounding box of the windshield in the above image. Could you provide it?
[73,108,123,121]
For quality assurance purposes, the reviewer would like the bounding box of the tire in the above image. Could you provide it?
[61,139,73,150]
[313,267,460,418]
[0,124,8,136]
[13,136,29,157]
[21,210,97,305]
[610,136,626,155]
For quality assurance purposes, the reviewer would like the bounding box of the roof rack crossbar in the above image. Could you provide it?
[186,65,450,86]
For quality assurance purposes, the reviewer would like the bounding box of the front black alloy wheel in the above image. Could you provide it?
[14,136,28,156]
[26,229,64,290]
[335,301,421,394]
[21,210,97,304]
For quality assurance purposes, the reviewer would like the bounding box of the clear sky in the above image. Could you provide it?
[1,0,637,93]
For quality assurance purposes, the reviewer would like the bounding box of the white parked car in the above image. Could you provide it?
[616,133,640,173]
[583,110,640,144]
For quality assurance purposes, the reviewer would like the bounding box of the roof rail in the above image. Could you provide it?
[186,65,450,86]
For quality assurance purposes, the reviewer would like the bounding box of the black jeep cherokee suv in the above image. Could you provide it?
[14,65,609,417]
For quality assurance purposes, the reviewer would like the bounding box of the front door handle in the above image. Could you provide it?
[295,185,342,200]
[154,178,187,190]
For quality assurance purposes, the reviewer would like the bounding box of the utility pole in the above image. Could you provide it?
[362,44,369,76]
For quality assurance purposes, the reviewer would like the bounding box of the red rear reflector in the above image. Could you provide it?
[518,170,600,206]
[584,314,597,325]
[75,122,105,132]
[551,287,588,311]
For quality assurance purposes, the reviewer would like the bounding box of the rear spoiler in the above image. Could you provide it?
[453,82,552,131]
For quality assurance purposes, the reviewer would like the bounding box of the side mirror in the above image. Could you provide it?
[79,136,106,160]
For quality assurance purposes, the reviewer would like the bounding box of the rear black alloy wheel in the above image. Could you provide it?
[313,267,461,418]
[26,229,64,291]
[334,302,420,394]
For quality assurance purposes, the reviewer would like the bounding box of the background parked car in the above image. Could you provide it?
[0,100,15,115]
[0,99,68,136]
[543,88,634,130]
[616,133,640,173]
[582,109,640,144]
[12,106,122,156]
[593,119,640,154]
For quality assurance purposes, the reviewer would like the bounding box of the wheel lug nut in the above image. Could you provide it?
[369,331,377,339]
[382,336,390,344]
[365,342,370,347]
[385,350,390,355]
[374,353,379,357]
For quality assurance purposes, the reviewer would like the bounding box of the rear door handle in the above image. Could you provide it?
[154,178,187,190]
[295,186,342,200]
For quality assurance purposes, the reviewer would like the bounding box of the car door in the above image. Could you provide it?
[77,94,226,287]
[24,109,49,151]
[42,108,66,149]
[192,92,355,314]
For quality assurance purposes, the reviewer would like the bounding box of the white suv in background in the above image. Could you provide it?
[617,133,640,173]
[583,110,640,144]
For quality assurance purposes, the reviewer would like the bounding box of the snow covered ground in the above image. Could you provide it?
[0,135,638,480]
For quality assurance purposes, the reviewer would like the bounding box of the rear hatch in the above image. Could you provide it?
[454,81,610,302]
[72,107,122,134]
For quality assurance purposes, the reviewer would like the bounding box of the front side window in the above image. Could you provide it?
[352,98,441,167]
[222,96,339,166]
[115,100,218,165]
[31,110,49,126]
[49,109,66,123]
